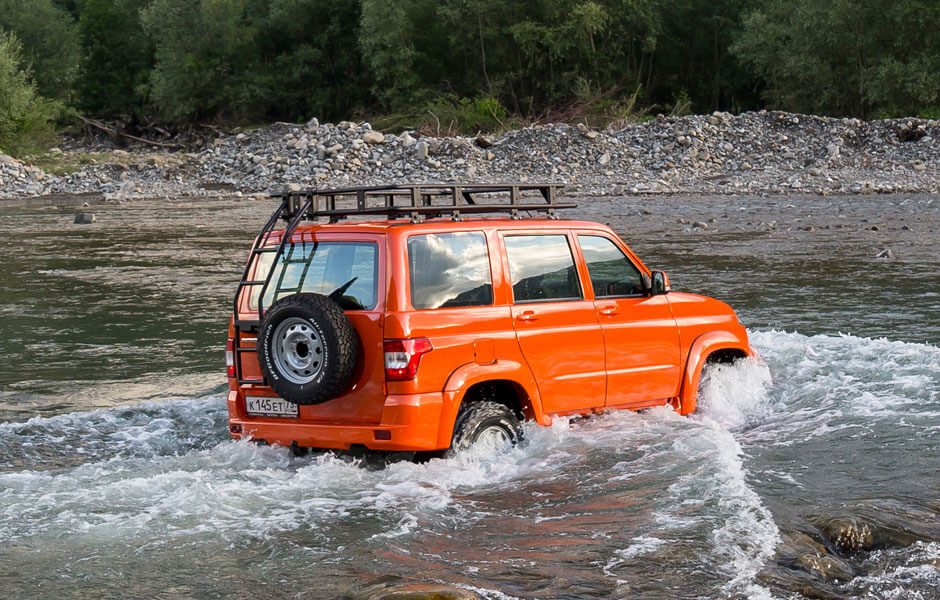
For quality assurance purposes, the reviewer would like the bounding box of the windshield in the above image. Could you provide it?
[249,241,378,311]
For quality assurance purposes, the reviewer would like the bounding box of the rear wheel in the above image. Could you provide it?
[445,401,523,457]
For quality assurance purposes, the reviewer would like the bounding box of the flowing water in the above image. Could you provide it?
[0,194,937,599]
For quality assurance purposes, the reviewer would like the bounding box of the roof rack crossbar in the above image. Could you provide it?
[272,183,573,223]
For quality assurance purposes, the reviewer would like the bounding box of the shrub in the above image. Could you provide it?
[0,0,80,102]
[0,32,57,157]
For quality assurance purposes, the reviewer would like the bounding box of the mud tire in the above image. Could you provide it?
[258,293,358,405]
[445,401,523,457]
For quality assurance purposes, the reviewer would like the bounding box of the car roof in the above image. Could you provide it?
[290,218,616,235]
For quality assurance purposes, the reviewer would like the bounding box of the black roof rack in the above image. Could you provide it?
[271,183,574,223]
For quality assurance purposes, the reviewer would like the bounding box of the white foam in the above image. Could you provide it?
[694,356,773,429]
[847,542,940,599]
[2,327,936,597]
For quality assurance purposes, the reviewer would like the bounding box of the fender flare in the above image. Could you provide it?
[677,330,750,415]
[437,360,548,448]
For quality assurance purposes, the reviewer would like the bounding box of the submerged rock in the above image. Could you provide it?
[815,517,875,553]
[345,576,478,600]
[793,552,855,582]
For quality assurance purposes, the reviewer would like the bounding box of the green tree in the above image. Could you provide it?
[0,32,56,156]
[79,0,154,115]
[258,0,367,121]
[141,0,268,121]
[360,0,665,117]
[0,0,80,102]
[733,0,940,117]
[654,0,759,113]
[359,0,424,108]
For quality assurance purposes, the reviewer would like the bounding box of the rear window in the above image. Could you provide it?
[408,232,493,309]
[251,241,378,311]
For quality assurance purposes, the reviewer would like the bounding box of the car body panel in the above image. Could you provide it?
[227,216,751,451]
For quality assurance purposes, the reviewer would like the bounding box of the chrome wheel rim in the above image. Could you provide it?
[271,317,324,384]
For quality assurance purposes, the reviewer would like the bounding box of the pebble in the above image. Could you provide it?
[415,141,429,161]
[2,111,940,199]
[362,131,385,144]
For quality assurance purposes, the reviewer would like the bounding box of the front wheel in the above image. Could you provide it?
[445,401,523,457]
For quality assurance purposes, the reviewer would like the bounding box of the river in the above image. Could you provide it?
[0,193,937,599]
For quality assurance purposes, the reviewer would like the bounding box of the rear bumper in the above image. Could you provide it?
[226,390,446,451]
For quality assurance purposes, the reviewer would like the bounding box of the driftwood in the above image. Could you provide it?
[78,116,181,150]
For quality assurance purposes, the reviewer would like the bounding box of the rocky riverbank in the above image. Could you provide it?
[1,111,938,200]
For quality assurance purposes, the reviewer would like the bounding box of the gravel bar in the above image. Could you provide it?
[2,110,938,200]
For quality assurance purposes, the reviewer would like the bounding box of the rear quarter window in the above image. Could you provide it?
[408,232,493,309]
[504,234,582,302]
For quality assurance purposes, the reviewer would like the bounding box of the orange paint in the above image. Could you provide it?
[227,217,750,451]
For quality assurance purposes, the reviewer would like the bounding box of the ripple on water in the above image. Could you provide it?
[0,329,937,599]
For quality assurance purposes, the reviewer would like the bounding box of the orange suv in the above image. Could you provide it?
[226,184,751,456]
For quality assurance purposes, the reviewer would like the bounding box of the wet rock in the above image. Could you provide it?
[816,517,875,553]
[73,212,96,224]
[794,553,856,582]
[345,576,478,600]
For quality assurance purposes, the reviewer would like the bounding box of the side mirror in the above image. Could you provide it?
[650,271,670,295]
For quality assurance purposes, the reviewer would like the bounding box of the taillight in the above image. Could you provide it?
[226,338,235,378]
[384,338,433,381]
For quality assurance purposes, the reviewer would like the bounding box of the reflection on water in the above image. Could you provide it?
[0,194,937,599]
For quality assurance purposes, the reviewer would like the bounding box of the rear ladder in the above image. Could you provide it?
[231,194,314,385]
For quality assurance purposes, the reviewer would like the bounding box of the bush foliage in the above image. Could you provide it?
[0,32,57,156]
[733,0,940,117]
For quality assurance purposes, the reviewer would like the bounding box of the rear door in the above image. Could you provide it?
[502,232,606,414]
[575,233,681,408]
[240,232,388,423]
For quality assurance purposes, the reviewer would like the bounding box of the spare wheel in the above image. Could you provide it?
[258,293,358,405]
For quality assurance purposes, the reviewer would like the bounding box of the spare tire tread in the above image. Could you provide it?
[258,293,359,405]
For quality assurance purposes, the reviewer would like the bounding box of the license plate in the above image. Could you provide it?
[246,396,299,417]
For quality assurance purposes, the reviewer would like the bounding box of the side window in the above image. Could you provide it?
[578,235,645,297]
[408,232,493,309]
[504,235,582,302]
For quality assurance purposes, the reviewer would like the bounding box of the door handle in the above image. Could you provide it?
[517,310,538,322]
[599,306,618,316]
